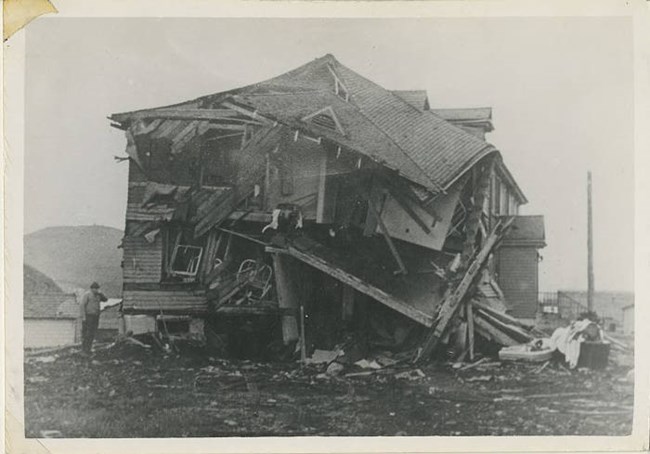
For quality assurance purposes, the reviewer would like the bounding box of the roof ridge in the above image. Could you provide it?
[330,58,498,191]
[329,59,448,192]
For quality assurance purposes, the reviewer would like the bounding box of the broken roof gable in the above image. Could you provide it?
[328,57,496,191]
[230,91,433,188]
[234,54,497,191]
[111,54,501,194]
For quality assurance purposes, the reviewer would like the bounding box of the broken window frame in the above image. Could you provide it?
[162,223,206,282]
[169,244,204,277]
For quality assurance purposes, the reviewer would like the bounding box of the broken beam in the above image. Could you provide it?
[415,221,505,363]
[467,300,475,361]
[267,245,432,327]
[220,101,275,125]
[475,308,533,344]
[473,313,520,346]
[364,190,408,275]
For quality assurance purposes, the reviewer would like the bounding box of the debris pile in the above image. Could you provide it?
[108,54,550,368]
[413,218,540,364]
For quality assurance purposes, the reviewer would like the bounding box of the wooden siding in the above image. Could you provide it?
[122,232,163,283]
[496,246,539,319]
[123,290,207,313]
[126,183,178,221]
[24,319,77,348]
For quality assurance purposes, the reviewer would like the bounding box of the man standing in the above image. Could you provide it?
[80,282,107,355]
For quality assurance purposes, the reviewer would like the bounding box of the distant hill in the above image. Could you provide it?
[24,225,123,297]
[24,264,63,296]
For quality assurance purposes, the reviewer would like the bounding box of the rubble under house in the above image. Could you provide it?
[110,54,546,361]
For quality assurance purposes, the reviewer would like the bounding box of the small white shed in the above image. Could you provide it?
[24,293,79,349]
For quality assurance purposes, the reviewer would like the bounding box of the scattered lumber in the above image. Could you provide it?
[533,361,550,374]
[474,314,520,346]
[458,357,488,371]
[474,307,533,344]
[466,300,475,361]
[415,219,512,363]
[525,392,598,399]
[472,300,534,332]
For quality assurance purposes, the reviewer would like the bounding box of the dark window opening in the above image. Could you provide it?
[157,319,190,335]
[170,245,203,277]
[310,113,337,131]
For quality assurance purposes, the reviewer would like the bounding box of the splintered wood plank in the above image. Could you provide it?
[415,220,505,362]
[150,120,183,139]
[116,108,243,122]
[473,313,519,346]
[475,308,533,343]
[220,101,275,125]
[363,188,408,275]
[170,121,200,154]
[472,299,534,331]
[132,118,163,136]
[460,159,495,268]
[467,300,475,361]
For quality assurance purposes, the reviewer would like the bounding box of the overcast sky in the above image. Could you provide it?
[25,17,634,292]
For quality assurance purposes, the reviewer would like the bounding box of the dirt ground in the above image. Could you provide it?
[24,340,634,438]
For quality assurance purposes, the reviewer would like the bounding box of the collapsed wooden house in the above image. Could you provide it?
[109,54,545,361]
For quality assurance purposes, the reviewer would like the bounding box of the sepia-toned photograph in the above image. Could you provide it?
[5,1,648,450]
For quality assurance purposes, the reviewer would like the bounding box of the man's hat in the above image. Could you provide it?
[90,282,100,289]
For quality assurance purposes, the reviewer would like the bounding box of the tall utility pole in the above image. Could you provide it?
[587,171,594,311]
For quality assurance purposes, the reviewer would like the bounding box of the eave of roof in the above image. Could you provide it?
[495,158,528,204]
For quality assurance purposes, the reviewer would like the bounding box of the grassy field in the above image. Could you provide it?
[24,340,634,438]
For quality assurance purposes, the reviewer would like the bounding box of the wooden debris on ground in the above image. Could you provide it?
[415,217,538,364]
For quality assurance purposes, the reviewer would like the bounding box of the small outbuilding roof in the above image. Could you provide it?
[24,293,78,320]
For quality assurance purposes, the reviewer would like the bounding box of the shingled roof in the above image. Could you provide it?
[391,90,430,111]
[111,54,500,194]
